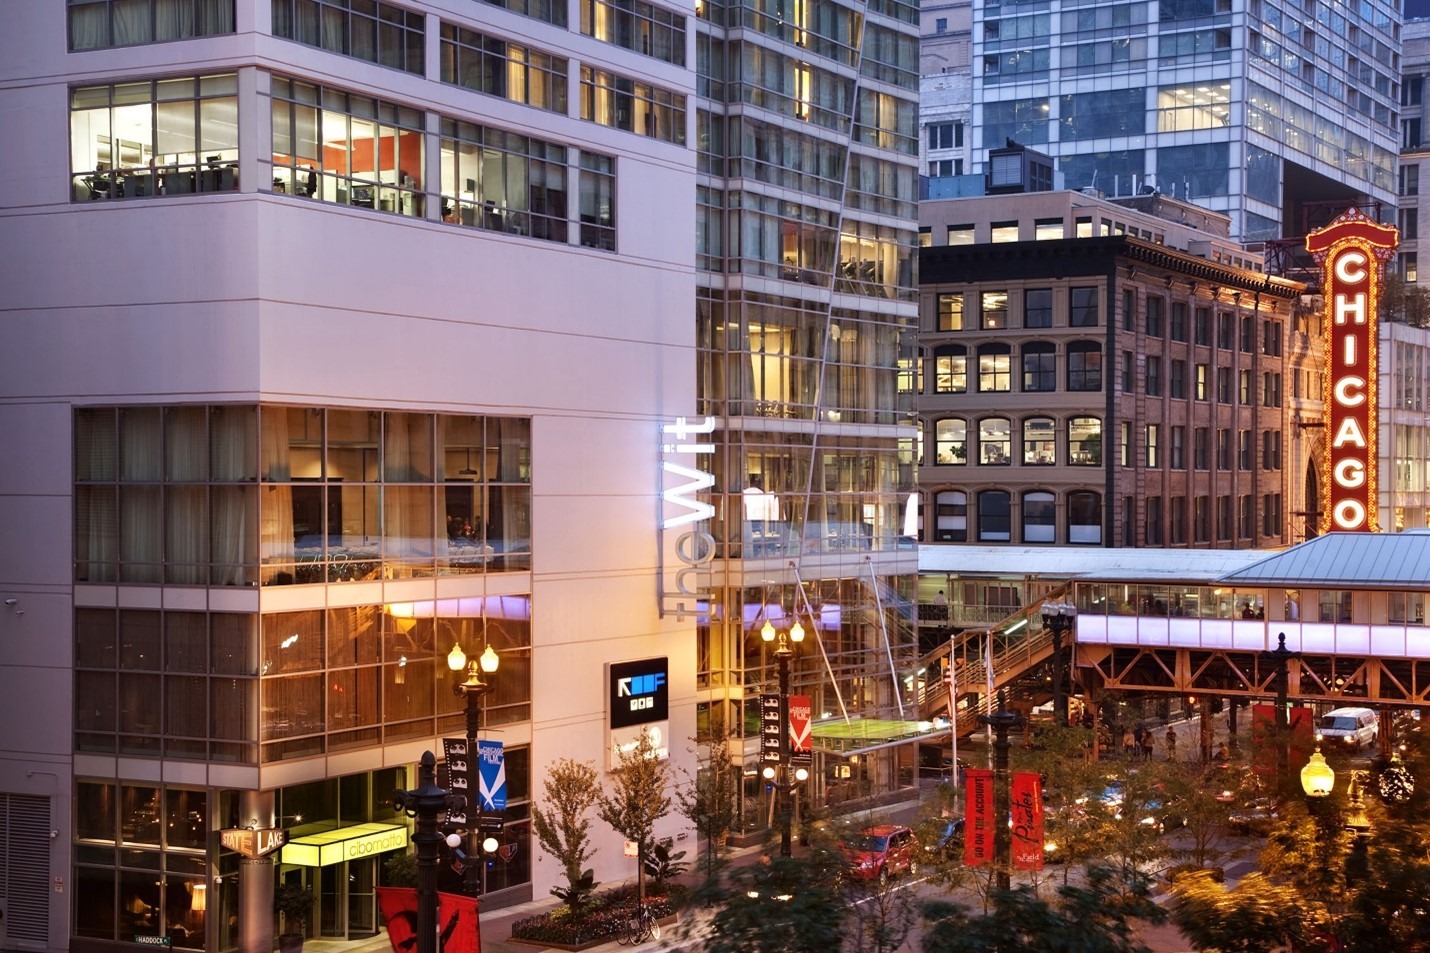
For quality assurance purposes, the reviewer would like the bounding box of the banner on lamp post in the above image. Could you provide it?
[789,694,812,766]
[1010,771,1044,871]
[963,768,995,867]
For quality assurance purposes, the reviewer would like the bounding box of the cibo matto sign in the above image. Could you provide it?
[1305,208,1398,533]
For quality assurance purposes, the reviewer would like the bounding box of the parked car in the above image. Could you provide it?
[841,824,919,883]
[1227,797,1279,836]
[924,817,964,860]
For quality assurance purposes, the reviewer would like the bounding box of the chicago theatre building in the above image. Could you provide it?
[0,0,921,950]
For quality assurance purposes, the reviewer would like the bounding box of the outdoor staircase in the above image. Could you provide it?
[915,581,1075,735]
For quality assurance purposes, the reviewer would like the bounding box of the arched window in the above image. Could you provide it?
[1023,417,1056,465]
[1068,490,1102,544]
[1022,341,1056,392]
[979,417,1011,465]
[978,489,1011,541]
[934,418,967,464]
[977,343,1012,392]
[932,344,968,394]
[935,490,967,541]
[1023,490,1055,542]
[1068,416,1102,465]
[1067,340,1102,391]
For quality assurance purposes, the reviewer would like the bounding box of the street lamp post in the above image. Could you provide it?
[1040,601,1075,727]
[761,619,807,857]
[447,643,500,895]
[1260,632,1301,797]
[979,690,1022,893]
[394,752,463,953]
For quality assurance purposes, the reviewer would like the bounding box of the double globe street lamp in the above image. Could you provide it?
[761,618,808,857]
[447,642,501,894]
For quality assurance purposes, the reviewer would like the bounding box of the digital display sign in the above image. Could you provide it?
[608,657,669,729]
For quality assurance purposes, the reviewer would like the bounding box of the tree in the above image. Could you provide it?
[676,711,741,881]
[700,851,849,953]
[598,727,673,901]
[531,757,602,914]
[1169,870,1310,953]
[920,864,1164,953]
[844,872,919,953]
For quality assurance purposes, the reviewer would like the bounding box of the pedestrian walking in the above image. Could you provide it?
[1164,725,1177,761]
[1141,729,1155,762]
[1122,727,1136,759]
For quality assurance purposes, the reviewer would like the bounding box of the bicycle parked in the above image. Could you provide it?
[618,902,662,945]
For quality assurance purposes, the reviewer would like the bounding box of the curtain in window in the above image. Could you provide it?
[198,0,234,34]
[383,413,434,574]
[155,0,194,40]
[70,3,110,49]
[119,410,162,583]
[294,0,322,46]
[113,0,153,45]
[321,4,347,53]
[259,409,294,582]
[77,487,118,582]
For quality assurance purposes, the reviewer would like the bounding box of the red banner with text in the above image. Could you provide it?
[963,768,995,867]
[376,887,481,953]
[789,694,812,766]
[1010,771,1044,870]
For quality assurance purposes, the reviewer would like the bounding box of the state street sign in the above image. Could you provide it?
[220,827,287,859]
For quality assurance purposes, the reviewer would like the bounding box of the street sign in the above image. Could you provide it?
[760,693,782,763]
[219,827,287,859]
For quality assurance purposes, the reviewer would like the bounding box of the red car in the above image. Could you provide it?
[841,824,919,883]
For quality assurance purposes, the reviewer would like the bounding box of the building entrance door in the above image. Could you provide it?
[317,859,378,939]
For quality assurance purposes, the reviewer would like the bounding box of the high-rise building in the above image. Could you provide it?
[0,1,922,950]
[962,0,1400,242]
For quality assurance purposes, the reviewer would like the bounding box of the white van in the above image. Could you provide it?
[1317,707,1378,750]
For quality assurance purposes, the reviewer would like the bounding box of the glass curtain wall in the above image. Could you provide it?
[695,0,920,830]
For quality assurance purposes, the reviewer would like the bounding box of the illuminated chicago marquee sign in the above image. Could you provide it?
[1305,208,1398,533]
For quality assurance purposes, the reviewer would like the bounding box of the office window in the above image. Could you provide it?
[1263,493,1281,537]
[1069,287,1099,326]
[1261,320,1282,356]
[948,224,975,245]
[1404,252,1419,282]
[1239,369,1252,404]
[579,153,616,250]
[1216,428,1230,469]
[1035,218,1064,240]
[991,221,1020,243]
[1146,296,1164,336]
[1238,494,1254,538]
[440,24,568,113]
[1121,351,1134,392]
[1402,163,1420,197]
[933,345,968,394]
[1170,359,1186,399]
[1023,491,1056,543]
[580,67,687,144]
[1238,430,1252,469]
[934,419,968,464]
[1170,496,1187,544]
[1022,343,1056,392]
[934,490,968,541]
[1170,426,1185,469]
[1120,421,1132,467]
[1076,216,1093,237]
[70,0,235,50]
[1024,289,1053,328]
[978,490,1012,542]
[937,293,965,330]
[1069,416,1101,465]
[1192,497,1208,542]
[928,159,961,176]
[1068,341,1102,391]
[439,117,569,241]
[1146,356,1162,396]
[70,74,240,202]
[1146,424,1160,467]
[1239,315,1255,351]
[1216,495,1232,540]
[1262,430,1282,469]
[580,0,686,65]
[1217,312,1234,348]
[918,226,932,247]
[978,344,1012,392]
[1170,302,1188,341]
[273,0,423,73]
[1216,366,1233,403]
[1068,490,1102,544]
[981,291,1009,329]
[1122,497,1135,546]
[1194,307,1211,345]
[1262,372,1281,407]
[979,418,1012,464]
[1122,289,1136,331]
[927,121,962,148]
[1145,496,1163,545]
[1194,427,1209,469]
[1024,417,1056,464]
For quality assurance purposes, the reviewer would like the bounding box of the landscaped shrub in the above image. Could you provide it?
[511,891,677,945]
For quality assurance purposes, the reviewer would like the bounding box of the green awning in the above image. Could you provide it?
[811,718,947,755]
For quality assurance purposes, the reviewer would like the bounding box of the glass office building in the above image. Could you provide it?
[971,0,1401,242]
[692,0,925,825]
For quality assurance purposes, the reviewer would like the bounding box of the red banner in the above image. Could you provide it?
[376,887,481,953]
[1010,772,1044,870]
[1250,704,1315,778]
[789,694,812,764]
[963,768,995,867]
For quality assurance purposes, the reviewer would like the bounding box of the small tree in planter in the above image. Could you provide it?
[599,728,672,903]
[273,882,314,953]
[677,713,740,882]
[531,757,603,917]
